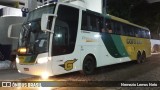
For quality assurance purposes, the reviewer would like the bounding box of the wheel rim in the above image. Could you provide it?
[84,59,94,74]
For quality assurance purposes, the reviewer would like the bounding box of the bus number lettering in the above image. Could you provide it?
[126,39,142,45]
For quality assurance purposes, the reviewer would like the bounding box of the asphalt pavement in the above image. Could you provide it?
[0,54,160,90]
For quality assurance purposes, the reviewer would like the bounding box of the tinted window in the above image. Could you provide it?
[53,24,69,46]
[81,11,102,32]
[109,21,122,35]
[103,20,112,33]
[145,30,150,39]
[27,4,55,22]
[115,22,119,34]
[81,12,87,30]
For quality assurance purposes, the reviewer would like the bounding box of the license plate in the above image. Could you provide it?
[24,68,29,71]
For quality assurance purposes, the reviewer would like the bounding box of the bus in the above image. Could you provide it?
[15,2,151,79]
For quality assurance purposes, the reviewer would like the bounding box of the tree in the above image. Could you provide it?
[107,0,160,39]
[107,0,145,21]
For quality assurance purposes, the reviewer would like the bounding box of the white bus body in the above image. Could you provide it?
[15,2,151,78]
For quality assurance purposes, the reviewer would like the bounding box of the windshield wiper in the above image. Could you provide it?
[23,25,29,31]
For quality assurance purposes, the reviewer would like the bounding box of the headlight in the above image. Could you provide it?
[41,72,49,79]
[18,70,21,73]
[18,47,27,54]
[37,57,48,64]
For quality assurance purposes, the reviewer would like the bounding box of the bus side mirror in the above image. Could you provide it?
[8,23,22,39]
[41,14,57,33]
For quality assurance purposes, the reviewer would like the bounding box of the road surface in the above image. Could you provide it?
[0,54,160,90]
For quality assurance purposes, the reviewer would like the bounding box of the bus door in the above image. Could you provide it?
[51,4,80,73]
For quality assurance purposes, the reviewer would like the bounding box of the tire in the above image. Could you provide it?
[137,52,142,64]
[82,55,96,75]
[141,52,146,63]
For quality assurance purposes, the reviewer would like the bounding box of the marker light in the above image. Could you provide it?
[18,47,27,54]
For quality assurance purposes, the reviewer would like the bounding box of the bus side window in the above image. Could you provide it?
[112,21,117,34]
[117,22,121,35]
[145,30,150,39]
[104,20,112,33]
[82,11,102,32]
[113,21,121,35]
[129,26,135,37]
[108,21,113,33]
[135,28,139,37]
[122,24,129,36]
[102,19,112,33]
[120,24,124,35]
[81,11,93,31]
[81,11,87,30]
[132,27,136,37]
[87,16,92,30]
[122,24,127,36]
[91,16,96,31]
[90,14,100,32]
[138,29,143,38]
[96,17,103,32]
[142,30,146,38]
[98,17,103,32]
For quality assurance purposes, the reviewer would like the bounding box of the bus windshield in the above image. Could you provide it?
[18,4,56,54]
[27,4,55,22]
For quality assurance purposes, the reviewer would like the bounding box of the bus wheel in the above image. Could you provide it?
[141,52,146,63]
[137,52,142,64]
[82,55,96,75]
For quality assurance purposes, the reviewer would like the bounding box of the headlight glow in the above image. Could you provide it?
[18,70,21,73]
[37,57,48,64]
[18,47,27,54]
[41,72,49,80]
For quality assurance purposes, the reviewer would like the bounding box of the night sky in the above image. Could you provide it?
[107,0,160,39]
